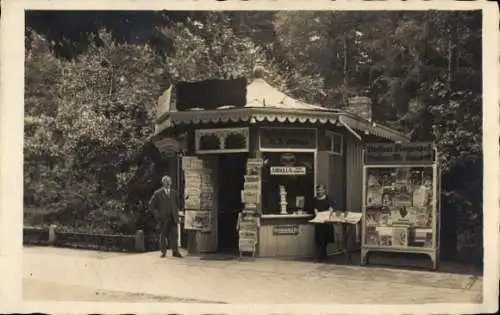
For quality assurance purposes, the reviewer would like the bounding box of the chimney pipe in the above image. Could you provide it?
[346,96,372,122]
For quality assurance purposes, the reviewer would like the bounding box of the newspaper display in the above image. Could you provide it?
[309,211,362,225]
[238,158,264,256]
[182,156,214,231]
[238,211,260,253]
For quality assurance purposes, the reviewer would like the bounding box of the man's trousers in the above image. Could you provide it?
[158,220,178,254]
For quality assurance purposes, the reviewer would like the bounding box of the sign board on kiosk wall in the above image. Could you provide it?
[272,224,299,236]
[364,142,436,165]
[182,155,217,252]
[259,128,317,149]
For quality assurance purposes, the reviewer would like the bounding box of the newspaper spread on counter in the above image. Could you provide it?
[309,210,362,225]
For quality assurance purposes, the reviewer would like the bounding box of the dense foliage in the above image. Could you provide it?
[25,29,167,233]
[25,11,483,262]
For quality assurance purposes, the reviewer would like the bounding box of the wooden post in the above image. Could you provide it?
[48,224,57,245]
[135,230,145,252]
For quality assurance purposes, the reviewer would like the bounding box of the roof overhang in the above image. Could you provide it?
[153,108,410,143]
[339,114,410,143]
[165,108,339,125]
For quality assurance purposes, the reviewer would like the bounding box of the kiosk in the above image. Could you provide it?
[150,68,410,258]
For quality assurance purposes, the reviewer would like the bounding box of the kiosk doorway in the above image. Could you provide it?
[216,153,247,254]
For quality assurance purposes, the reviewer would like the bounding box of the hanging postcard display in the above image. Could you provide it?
[237,211,260,253]
[182,156,214,231]
[361,142,440,270]
[237,158,263,257]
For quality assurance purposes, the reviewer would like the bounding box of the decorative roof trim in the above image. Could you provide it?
[252,114,338,125]
[155,108,410,143]
[167,109,252,125]
[167,108,340,126]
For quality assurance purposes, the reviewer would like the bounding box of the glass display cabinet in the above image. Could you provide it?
[361,142,441,270]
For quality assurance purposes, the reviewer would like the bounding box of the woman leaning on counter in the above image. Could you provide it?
[312,184,335,261]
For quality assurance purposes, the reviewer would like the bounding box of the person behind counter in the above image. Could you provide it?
[313,184,335,261]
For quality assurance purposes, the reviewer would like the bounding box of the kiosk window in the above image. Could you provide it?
[261,152,315,215]
[326,132,343,155]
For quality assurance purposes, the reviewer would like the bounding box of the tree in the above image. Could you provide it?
[274,11,379,107]
[160,12,324,103]
[24,29,168,233]
[272,11,483,262]
[25,11,169,59]
[24,30,66,212]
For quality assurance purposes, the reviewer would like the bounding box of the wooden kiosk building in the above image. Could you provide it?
[151,69,410,259]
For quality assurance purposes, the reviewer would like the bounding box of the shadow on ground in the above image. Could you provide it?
[272,250,483,276]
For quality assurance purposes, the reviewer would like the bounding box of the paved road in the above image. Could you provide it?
[23,246,483,304]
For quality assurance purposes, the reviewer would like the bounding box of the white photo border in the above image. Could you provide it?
[1,0,498,314]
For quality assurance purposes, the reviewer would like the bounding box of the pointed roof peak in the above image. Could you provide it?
[253,64,266,79]
[245,76,326,111]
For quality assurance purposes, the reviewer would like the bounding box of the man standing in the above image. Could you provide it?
[148,175,183,258]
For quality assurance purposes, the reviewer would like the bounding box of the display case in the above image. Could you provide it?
[361,142,440,270]
[260,151,315,215]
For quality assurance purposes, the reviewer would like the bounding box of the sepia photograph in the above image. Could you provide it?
[0,0,498,314]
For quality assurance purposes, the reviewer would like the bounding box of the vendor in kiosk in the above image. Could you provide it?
[312,184,335,261]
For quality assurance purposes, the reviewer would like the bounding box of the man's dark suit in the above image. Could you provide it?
[148,188,180,254]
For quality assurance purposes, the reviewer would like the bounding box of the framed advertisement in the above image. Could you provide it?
[363,166,434,238]
[182,156,204,170]
[238,239,257,252]
[184,210,212,232]
[247,158,263,176]
[361,143,440,270]
[242,190,260,204]
[238,211,260,255]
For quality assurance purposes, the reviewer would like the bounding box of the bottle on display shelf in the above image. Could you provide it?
[279,185,288,214]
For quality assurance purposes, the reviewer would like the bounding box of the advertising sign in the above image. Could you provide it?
[272,224,299,236]
[246,158,264,176]
[296,196,305,209]
[182,156,204,170]
[185,195,201,209]
[183,164,214,211]
[260,128,317,149]
[244,175,260,183]
[363,166,436,249]
[238,212,260,253]
[364,142,435,165]
[270,166,306,176]
[238,239,257,252]
[247,158,264,167]
[184,210,212,232]
[244,182,261,191]
[242,190,260,204]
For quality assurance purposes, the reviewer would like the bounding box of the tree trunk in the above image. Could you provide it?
[447,38,452,89]
[447,19,457,90]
